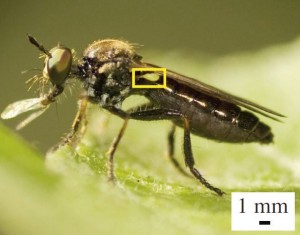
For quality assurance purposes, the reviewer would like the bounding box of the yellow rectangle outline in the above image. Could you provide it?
[132,68,167,88]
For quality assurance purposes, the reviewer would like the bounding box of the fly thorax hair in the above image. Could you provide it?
[85,60,132,108]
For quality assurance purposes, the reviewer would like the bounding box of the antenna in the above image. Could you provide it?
[27,34,52,58]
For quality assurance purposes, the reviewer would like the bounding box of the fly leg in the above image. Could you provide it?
[106,119,129,181]
[104,106,183,183]
[51,96,88,151]
[183,118,225,196]
[63,96,88,146]
[126,107,224,196]
[104,106,130,181]
[125,104,190,176]
[167,124,192,177]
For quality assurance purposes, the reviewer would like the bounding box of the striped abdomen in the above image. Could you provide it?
[146,81,273,144]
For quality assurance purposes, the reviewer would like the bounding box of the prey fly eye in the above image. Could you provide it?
[46,46,72,85]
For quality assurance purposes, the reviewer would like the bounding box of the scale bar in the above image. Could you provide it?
[259,220,271,225]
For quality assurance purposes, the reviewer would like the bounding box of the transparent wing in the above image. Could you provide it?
[16,107,49,130]
[1,98,50,130]
[1,98,46,119]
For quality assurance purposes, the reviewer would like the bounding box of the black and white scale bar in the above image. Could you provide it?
[259,220,271,225]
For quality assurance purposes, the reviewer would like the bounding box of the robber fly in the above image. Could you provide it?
[1,35,285,196]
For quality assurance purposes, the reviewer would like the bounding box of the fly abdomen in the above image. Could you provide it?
[208,106,273,144]
[235,111,273,144]
[188,99,273,144]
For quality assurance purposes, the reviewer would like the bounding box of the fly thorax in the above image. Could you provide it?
[80,39,140,107]
[97,62,132,107]
[80,59,132,108]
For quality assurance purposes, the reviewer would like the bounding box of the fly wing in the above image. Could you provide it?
[143,62,285,121]
[1,97,50,130]
[16,107,49,130]
[1,98,46,119]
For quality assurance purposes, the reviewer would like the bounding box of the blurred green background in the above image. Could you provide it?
[1,0,300,152]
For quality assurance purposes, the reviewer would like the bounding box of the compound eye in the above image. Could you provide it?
[47,46,72,85]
